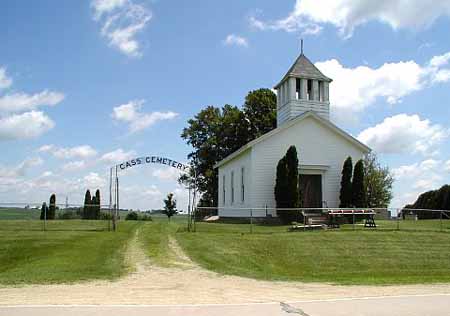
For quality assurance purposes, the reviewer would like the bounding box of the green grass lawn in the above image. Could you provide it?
[0,220,141,285]
[174,220,450,285]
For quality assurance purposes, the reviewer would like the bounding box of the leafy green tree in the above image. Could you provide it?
[352,160,366,208]
[339,157,353,208]
[275,146,300,224]
[364,153,394,208]
[48,194,56,220]
[163,193,178,221]
[83,190,91,219]
[243,88,277,137]
[181,89,277,206]
[405,185,450,219]
[40,202,48,220]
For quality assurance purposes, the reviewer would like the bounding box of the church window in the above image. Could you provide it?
[222,175,226,205]
[231,171,235,204]
[307,79,313,100]
[241,167,245,202]
[296,78,301,99]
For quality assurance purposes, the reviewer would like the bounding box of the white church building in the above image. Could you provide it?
[215,52,371,217]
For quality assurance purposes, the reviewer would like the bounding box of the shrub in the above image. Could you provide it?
[141,214,153,221]
[58,210,80,220]
[125,211,139,221]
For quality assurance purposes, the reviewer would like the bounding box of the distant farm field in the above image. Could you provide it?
[0,220,140,285]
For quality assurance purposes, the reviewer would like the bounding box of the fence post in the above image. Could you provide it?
[352,211,355,231]
[250,208,253,234]
[440,211,443,232]
[397,210,400,231]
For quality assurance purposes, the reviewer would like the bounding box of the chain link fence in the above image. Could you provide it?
[191,206,450,234]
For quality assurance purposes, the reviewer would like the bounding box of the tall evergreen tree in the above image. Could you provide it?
[83,190,91,219]
[339,157,353,208]
[40,202,48,220]
[352,159,366,208]
[274,157,288,209]
[275,146,300,224]
[48,194,56,220]
[94,189,101,219]
[285,146,300,208]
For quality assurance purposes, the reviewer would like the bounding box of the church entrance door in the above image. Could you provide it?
[300,174,322,208]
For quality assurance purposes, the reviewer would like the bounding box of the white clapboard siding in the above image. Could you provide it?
[218,115,367,217]
[218,149,252,217]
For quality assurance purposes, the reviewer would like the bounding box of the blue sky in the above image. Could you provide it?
[1,0,450,210]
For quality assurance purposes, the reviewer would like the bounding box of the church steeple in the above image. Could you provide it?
[274,47,332,126]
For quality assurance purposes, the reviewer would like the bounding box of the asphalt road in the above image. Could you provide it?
[1,294,449,316]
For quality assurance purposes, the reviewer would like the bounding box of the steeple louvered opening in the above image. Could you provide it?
[275,53,332,126]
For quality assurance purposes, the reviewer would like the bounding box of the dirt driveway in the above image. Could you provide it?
[1,229,450,305]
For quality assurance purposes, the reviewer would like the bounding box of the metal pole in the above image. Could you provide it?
[250,208,253,234]
[397,209,400,231]
[44,203,47,232]
[112,166,117,231]
[192,169,197,232]
[116,168,119,231]
[187,186,191,232]
[109,167,112,232]
[440,211,443,232]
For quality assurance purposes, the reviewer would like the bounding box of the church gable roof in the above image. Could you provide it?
[274,54,332,89]
[214,111,370,169]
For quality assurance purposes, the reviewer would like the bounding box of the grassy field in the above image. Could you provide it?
[0,220,141,285]
[173,220,450,285]
[1,214,450,286]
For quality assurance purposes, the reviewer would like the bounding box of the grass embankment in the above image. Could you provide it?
[0,220,140,285]
[175,220,450,285]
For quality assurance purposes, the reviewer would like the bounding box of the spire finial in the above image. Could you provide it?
[301,38,304,55]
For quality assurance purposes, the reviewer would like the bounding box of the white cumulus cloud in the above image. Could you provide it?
[111,99,178,133]
[0,111,55,141]
[39,145,98,160]
[100,148,137,164]
[223,34,249,47]
[312,51,450,121]
[358,114,448,155]
[0,157,43,178]
[62,161,87,172]
[0,67,12,90]
[250,0,450,38]
[152,168,181,181]
[0,90,64,113]
[392,158,449,207]
[91,0,152,58]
